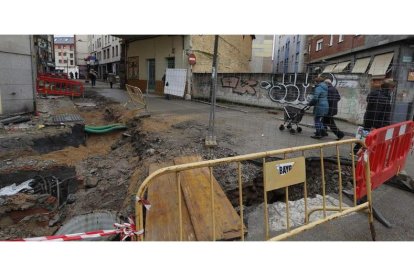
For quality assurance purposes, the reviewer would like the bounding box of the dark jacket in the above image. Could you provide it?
[363,89,391,129]
[308,82,329,117]
[326,83,341,116]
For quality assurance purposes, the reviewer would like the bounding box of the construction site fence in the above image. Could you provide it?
[135,138,376,241]
[191,70,414,126]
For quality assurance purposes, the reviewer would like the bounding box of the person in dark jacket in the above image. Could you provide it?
[363,81,393,129]
[308,76,329,139]
[353,81,394,155]
[322,78,344,140]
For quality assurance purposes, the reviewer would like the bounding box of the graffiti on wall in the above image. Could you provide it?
[193,72,371,124]
[260,73,313,105]
[221,77,258,97]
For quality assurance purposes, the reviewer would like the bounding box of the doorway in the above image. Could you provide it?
[147,59,155,92]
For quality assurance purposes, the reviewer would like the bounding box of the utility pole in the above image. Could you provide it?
[205,35,219,147]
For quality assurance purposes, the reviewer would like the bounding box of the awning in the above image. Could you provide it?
[368,52,394,77]
[351,57,371,73]
[332,61,350,73]
[322,64,336,73]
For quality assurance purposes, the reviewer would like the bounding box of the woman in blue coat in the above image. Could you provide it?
[308,76,329,139]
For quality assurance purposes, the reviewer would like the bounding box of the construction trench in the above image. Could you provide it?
[1,89,412,241]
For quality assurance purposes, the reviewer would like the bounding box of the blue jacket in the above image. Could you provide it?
[309,82,329,117]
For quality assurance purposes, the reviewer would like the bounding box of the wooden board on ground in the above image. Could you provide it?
[145,162,196,241]
[174,155,245,241]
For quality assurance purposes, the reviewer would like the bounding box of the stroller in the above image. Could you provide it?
[279,105,310,134]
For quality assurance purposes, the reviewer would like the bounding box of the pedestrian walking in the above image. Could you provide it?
[363,80,393,129]
[322,78,344,140]
[308,76,329,139]
[353,80,394,154]
[108,73,116,89]
[69,72,74,79]
[162,72,171,100]
[89,69,97,87]
[75,71,78,79]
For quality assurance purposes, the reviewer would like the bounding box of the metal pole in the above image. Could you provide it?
[206,35,219,147]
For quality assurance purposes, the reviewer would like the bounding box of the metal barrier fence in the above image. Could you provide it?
[125,84,147,111]
[135,138,376,241]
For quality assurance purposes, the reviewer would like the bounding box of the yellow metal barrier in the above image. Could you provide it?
[135,139,375,241]
[125,84,147,111]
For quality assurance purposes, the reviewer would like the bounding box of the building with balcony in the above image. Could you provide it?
[34,35,55,74]
[88,35,121,79]
[54,37,77,76]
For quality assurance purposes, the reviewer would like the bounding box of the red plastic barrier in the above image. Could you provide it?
[38,73,68,79]
[36,75,84,97]
[356,121,414,199]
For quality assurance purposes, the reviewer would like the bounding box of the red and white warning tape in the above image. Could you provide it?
[136,196,151,210]
[13,217,143,241]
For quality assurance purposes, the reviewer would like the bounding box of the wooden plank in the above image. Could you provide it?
[198,166,247,240]
[174,155,245,240]
[175,156,224,241]
[145,162,196,241]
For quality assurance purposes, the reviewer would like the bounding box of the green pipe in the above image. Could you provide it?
[84,124,127,134]
[85,124,125,130]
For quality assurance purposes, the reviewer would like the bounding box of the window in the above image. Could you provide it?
[316,39,323,51]
[58,52,62,56]
[70,53,73,58]
[116,45,118,56]
[60,59,63,63]
[70,60,74,65]
[107,49,110,58]
[166,57,175,68]
[329,35,333,46]
[63,52,67,56]
[338,35,344,43]
[112,36,115,42]
[64,60,68,64]
[112,47,114,58]
[103,50,106,59]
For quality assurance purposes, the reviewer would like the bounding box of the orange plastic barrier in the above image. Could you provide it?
[36,75,84,97]
[356,121,414,199]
